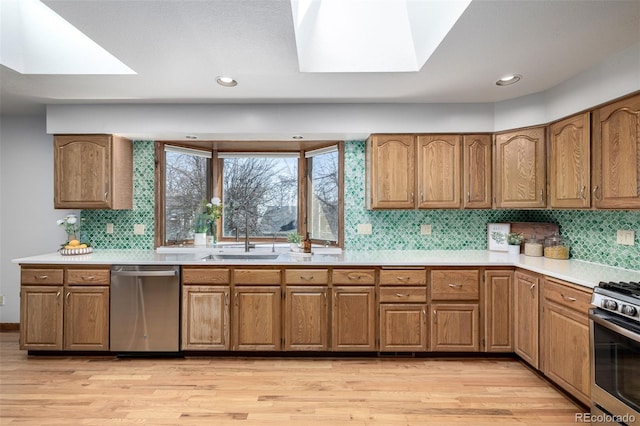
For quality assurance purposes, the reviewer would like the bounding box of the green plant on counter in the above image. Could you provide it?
[287,232,302,243]
[507,232,524,245]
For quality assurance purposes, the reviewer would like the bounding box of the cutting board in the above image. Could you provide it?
[509,222,559,253]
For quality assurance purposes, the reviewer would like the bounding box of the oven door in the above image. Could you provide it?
[590,308,640,425]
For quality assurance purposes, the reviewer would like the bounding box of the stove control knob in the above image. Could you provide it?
[621,305,638,317]
[602,299,618,311]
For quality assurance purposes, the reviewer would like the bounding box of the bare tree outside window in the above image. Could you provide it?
[165,150,209,243]
[308,150,338,242]
[222,156,298,239]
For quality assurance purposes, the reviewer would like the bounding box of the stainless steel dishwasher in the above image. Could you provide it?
[110,265,180,353]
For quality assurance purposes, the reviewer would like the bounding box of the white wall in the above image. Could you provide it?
[0,115,76,323]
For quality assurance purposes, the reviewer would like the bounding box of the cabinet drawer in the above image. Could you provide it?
[379,269,426,286]
[431,270,479,300]
[66,269,110,285]
[380,287,426,303]
[285,269,329,285]
[234,269,281,285]
[183,268,230,285]
[332,269,376,285]
[543,278,591,314]
[21,268,64,285]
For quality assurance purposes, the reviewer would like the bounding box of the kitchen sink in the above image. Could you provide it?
[201,253,281,261]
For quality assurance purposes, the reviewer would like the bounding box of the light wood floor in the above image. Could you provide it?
[0,332,584,425]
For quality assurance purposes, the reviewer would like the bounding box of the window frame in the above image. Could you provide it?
[155,141,344,248]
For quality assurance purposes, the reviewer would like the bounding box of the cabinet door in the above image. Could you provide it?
[417,135,461,208]
[54,135,112,209]
[549,112,591,208]
[233,286,281,350]
[182,285,230,350]
[483,270,513,352]
[430,304,479,351]
[284,286,328,351]
[332,286,376,351]
[367,135,415,209]
[514,271,539,368]
[64,286,110,351]
[593,93,640,208]
[379,304,427,352]
[20,286,64,350]
[542,301,590,405]
[463,135,492,208]
[494,127,546,208]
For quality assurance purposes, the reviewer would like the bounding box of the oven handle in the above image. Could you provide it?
[590,310,640,343]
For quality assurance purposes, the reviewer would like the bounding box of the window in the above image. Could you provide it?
[156,142,343,247]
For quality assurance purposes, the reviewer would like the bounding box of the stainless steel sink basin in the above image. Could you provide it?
[201,253,280,261]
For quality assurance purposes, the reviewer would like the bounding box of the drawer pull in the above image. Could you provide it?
[396,276,409,281]
[395,293,409,297]
[561,294,577,302]
[65,292,71,304]
[433,310,437,324]
[82,276,96,281]
[35,275,48,280]
[300,276,314,281]
[56,291,61,299]
[448,283,462,288]
[347,274,362,281]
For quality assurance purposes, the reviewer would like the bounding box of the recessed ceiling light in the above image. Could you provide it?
[496,74,522,86]
[292,135,304,140]
[185,135,198,139]
[216,76,237,87]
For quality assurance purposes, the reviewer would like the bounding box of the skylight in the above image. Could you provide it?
[290,0,471,73]
[0,0,135,75]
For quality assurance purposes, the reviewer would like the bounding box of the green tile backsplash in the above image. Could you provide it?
[81,140,639,270]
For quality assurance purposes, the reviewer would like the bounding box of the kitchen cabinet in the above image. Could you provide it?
[494,127,546,208]
[379,268,427,351]
[332,269,376,351]
[417,135,461,208]
[181,268,231,350]
[430,269,480,351]
[514,270,540,368]
[20,266,110,351]
[483,270,513,352]
[549,112,591,209]
[366,134,415,209]
[54,134,133,210]
[592,93,640,208]
[463,134,492,208]
[284,269,329,351]
[541,277,591,405]
[233,268,282,351]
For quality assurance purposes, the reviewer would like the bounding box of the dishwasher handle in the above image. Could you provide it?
[111,269,178,277]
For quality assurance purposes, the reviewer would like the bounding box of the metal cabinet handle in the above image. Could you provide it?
[347,274,361,281]
[35,275,48,280]
[300,276,314,281]
[579,186,586,200]
[65,292,71,304]
[411,193,415,203]
[82,276,95,281]
[104,191,109,201]
[395,293,409,297]
[433,310,437,324]
[468,191,471,202]
[448,283,462,288]
[396,276,409,281]
[56,291,61,299]
[593,186,600,201]
[540,189,544,202]
[224,292,228,306]
[561,294,577,302]
[530,283,536,295]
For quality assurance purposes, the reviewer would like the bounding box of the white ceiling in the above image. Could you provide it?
[1,0,640,115]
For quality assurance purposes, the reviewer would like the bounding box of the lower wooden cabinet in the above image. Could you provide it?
[284,286,328,351]
[541,277,591,405]
[483,270,513,352]
[431,303,479,351]
[20,266,110,351]
[234,286,281,351]
[379,304,427,351]
[332,286,376,351]
[181,285,230,350]
[514,270,540,368]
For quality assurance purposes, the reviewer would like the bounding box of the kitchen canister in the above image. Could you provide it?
[544,232,570,260]
[524,235,543,257]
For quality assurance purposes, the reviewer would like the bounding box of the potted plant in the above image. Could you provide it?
[287,232,302,252]
[507,232,524,256]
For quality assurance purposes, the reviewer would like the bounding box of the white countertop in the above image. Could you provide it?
[13,248,640,289]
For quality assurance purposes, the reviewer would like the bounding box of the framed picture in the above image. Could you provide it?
[487,223,510,251]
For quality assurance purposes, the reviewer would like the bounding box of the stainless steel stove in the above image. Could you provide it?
[590,281,640,425]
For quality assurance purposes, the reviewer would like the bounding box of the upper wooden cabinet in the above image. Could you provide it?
[592,93,640,209]
[417,135,461,208]
[54,134,133,210]
[494,127,546,209]
[366,134,415,209]
[549,113,591,209]
[463,135,492,209]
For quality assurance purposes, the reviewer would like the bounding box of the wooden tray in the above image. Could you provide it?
[508,222,559,253]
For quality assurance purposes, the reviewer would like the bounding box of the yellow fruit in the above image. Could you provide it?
[64,245,74,249]
[69,239,80,246]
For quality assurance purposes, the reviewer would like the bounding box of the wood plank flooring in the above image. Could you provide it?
[0,332,585,425]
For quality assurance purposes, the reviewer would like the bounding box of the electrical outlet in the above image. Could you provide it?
[421,224,432,235]
[106,223,114,234]
[357,224,372,235]
[133,224,145,235]
[616,230,635,246]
